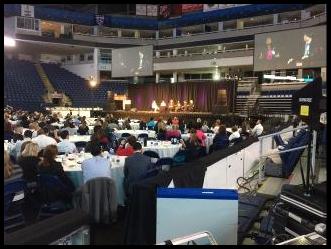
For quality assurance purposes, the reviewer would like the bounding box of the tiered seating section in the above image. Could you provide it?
[4,58,45,110]
[41,63,127,107]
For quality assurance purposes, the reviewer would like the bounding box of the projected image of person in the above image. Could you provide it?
[259,37,280,61]
[302,34,312,60]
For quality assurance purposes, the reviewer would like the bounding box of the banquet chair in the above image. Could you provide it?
[36,174,72,221]
[75,141,87,148]
[74,177,117,224]
[143,150,160,159]
[155,157,174,171]
[172,150,188,166]
[137,133,148,139]
[121,133,131,138]
[4,179,28,233]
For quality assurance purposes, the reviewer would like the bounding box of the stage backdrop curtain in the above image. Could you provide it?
[128,80,236,112]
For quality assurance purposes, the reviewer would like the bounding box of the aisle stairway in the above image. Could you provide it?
[35,63,72,106]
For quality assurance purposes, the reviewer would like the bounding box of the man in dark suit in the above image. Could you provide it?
[123,142,152,198]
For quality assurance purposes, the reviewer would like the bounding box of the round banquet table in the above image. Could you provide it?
[57,153,127,206]
[142,142,182,158]
[68,135,91,143]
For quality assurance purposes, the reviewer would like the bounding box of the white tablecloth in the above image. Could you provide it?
[142,143,182,158]
[58,153,127,206]
[114,130,156,139]
[69,135,91,143]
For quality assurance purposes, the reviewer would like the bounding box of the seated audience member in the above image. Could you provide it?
[38,145,75,199]
[108,118,120,130]
[13,130,33,159]
[172,117,179,126]
[4,120,14,141]
[251,119,264,137]
[182,129,202,149]
[181,129,203,160]
[81,141,112,184]
[229,126,240,141]
[122,119,132,130]
[116,135,136,156]
[49,127,61,143]
[165,125,182,141]
[4,150,23,183]
[157,121,167,140]
[212,119,221,134]
[212,125,229,151]
[201,121,209,133]
[18,142,40,183]
[139,119,147,130]
[32,128,57,151]
[91,126,109,146]
[147,117,156,130]
[240,121,250,138]
[29,122,40,138]
[77,121,89,135]
[178,119,186,134]
[63,121,78,136]
[57,130,78,154]
[124,142,152,197]
[195,123,207,147]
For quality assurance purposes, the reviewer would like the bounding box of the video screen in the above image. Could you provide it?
[254,25,326,71]
[111,45,153,77]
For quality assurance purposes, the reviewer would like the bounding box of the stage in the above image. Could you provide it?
[109,110,236,122]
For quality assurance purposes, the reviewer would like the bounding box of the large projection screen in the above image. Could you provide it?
[111,45,153,77]
[254,25,326,71]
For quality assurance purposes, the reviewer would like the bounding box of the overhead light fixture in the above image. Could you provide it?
[89,76,97,87]
[4,36,16,47]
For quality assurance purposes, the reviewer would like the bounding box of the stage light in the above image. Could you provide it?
[89,76,97,87]
[213,73,220,81]
[171,77,175,83]
[4,36,16,47]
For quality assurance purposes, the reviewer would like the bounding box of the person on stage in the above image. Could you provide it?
[182,100,188,112]
[175,100,181,112]
[188,100,194,111]
[152,100,159,112]
[168,99,174,112]
[160,100,166,112]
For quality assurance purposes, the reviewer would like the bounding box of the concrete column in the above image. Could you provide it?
[93,48,100,83]
[156,51,160,58]
[60,24,65,34]
[301,10,311,20]
[236,20,244,29]
[156,72,160,83]
[155,30,159,39]
[173,49,178,57]
[273,14,278,24]
[173,28,177,38]
[297,69,303,79]
[218,22,223,31]
[172,72,177,83]
[93,26,98,36]
[134,30,140,38]
[321,67,326,82]
[271,70,276,83]
[178,72,185,82]
[118,29,122,37]
[280,70,286,77]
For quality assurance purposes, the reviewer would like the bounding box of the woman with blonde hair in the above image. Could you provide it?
[4,150,22,182]
[18,142,40,183]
